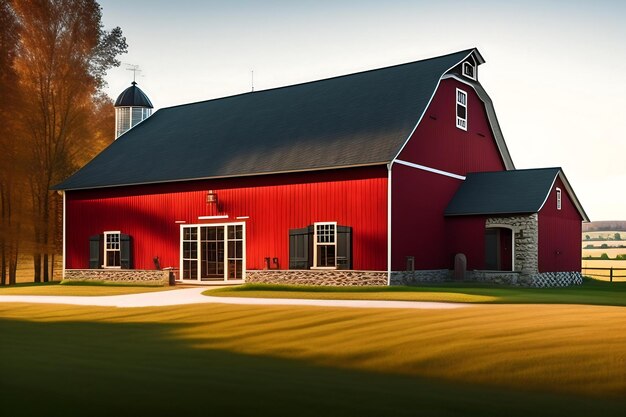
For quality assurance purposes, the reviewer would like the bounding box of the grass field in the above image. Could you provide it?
[582,247,626,258]
[0,301,625,416]
[205,279,626,306]
[0,281,175,296]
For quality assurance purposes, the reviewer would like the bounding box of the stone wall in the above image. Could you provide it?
[64,269,170,286]
[466,270,522,286]
[246,270,387,286]
[389,269,450,285]
[486,214,539,278]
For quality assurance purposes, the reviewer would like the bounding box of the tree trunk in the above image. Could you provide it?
[1,242,6,286]
[43,253,49,282]
[33,252,41,283]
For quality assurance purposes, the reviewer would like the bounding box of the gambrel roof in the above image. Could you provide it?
[445,168,589,221]
[55,48,511,190]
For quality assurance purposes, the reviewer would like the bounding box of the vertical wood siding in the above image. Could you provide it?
[391,163,465,270]
[66,166,388,271]
[397,78,506,175]
[538,177,583,272]
[392,78,507,270]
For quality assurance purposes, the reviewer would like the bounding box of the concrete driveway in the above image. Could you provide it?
[0,287,471,309]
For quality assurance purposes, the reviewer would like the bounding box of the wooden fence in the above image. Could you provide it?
[581,267,626,282]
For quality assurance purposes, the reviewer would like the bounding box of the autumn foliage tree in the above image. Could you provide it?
[0,0,126,283]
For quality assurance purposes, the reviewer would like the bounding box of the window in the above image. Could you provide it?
[456,88,467,131]
[556,188,562,210]
[314,222,337,268]
[462,62,476,80]
[289,223,352,270]
[104,231,121,268]
[89,233,131,269]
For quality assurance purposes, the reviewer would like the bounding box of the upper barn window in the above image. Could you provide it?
[462,61,476,80]
[456,89,468,131]
[556,188,562,210]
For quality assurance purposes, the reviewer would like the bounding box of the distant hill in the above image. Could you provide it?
[583,221,626,232]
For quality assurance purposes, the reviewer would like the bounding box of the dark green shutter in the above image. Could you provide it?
[89,234,102,269]
[336,226,352,270]
[289,227,312,269]
[120,234,132,269]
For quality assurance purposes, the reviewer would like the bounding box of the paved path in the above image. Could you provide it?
[0,287,470,309]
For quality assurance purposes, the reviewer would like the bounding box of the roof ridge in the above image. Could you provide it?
[156,49,476,112]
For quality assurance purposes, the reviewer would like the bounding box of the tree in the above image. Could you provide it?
[600,253,609,260]
[615,233,622,241]
[11,0,126,282]
[0,0,25,285]
[585,235,590,241]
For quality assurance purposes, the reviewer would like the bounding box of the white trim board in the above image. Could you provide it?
[394,159,466,180]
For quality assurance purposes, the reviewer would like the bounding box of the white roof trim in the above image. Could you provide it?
[536,169,590,222]
[395,159,465,180]
[390,49,478,164]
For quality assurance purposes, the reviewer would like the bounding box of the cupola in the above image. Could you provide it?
[114,81,153,139]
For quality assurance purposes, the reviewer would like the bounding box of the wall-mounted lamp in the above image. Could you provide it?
[206,190,218,204]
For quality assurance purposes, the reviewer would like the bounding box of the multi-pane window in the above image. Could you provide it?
[182,227,198,279]
[104,231,121,268]
[556,188,562,210]
[456,89,467,131]
[314,222,336,268]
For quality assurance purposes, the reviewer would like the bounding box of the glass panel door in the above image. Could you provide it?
[181,223,245,281]
[201,226,225,280]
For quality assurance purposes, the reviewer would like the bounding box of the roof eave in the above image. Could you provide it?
[52,161,391,192]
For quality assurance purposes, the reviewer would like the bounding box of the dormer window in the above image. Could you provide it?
[456,89,467,131]
[462,62,476,80]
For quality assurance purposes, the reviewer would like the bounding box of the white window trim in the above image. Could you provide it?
[312,221,338,269]
[462,61,476,80]
[103,231,122,269]
[456,88,468,131]
[556,187,562,210]
[179,222,246,282]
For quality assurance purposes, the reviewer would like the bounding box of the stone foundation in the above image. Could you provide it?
[64,269,170,286]
[389,269,450,285]
[466,270,523,286]
[246,270,387,286]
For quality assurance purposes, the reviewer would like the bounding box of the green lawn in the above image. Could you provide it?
[0,302,625,416]
[0,281,175,296]
[205,278,626,306]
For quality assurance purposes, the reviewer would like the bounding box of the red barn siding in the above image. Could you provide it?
[66,166,388,272]
[391,77,507,271]
[538,177,582,272]
[397,78,506,175]
[445,216,488,270]
[391,163,463,270]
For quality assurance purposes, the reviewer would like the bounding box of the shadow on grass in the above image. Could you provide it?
[1,319,625,417]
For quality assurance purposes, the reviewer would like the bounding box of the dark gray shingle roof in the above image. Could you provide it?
[55,49,477,190]
[114,82,153,108]
[445,168,561,216]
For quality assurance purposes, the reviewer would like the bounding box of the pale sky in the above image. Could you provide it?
[99,0,626,221]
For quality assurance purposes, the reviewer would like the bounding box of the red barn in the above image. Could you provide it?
[54,48,588,287]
